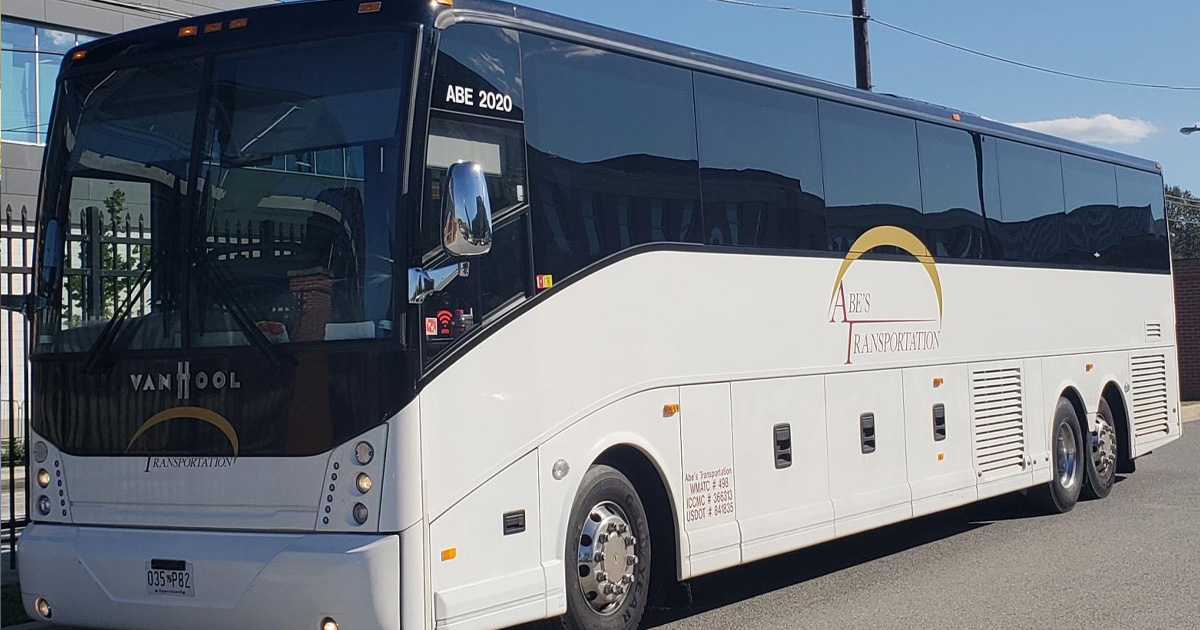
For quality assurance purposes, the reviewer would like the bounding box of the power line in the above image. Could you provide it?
[702,0,1200,91]
[870,18,1200,92]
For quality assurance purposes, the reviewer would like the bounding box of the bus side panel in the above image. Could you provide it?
[902,364,977,518]
[536,387,687,615]
[428,451,544,630]
[971,359,1035,500]
[1131,345,1182,456]
[731,376,835,564]
[679,383,741,576]
[825,370,913,537]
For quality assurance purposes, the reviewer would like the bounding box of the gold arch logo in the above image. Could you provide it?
[126,407,240,456]
[827,226,944,364]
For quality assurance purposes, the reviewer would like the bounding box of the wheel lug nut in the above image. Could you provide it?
[624,535,636,546]
[597,532,609,544]
[626,554,638,566]
[617,523,628,534]
[603,583,616,595]
[593,552,605,563]
[595,570,608,583]
[607,522,619,533]
[621,573,633,584]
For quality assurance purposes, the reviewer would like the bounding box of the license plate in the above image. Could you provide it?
[145,560,194,597]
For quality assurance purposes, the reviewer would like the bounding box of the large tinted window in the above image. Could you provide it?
[694,73,825,250]
[432,24,523,122]
[819,101,922,252]
[1115,166,1170,271]
[523,34,700,281]
[1061,154,1118,265]
[995,139,1066,263]
[916,122,986,259]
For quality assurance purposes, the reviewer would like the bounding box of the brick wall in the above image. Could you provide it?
[1174,259,1200,399]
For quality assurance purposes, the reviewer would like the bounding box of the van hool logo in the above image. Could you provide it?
[828,226,943,365]
[129,360,241,400]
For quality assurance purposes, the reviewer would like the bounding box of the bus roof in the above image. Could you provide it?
[443,0,1162,175]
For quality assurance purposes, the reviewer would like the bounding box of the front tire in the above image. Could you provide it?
[1082,398,1117,500]
[1031,398,1085,514]
[559,465,652,630]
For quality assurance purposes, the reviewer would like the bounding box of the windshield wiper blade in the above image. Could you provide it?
[82,246,168,375]
[192,250,296,371]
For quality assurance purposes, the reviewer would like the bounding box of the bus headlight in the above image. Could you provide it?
[37,496,51,516]
[35,597,52,619]
[36,469,51,488]
[320,617,338,630]
[352,502,369,525]
[356,473,372,494]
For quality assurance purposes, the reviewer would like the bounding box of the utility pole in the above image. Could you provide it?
[851,0,872,91]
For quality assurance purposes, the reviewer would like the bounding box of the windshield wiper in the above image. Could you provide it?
[82,246,169,374]
[191,249,295,371]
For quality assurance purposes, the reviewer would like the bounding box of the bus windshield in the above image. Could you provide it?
[35,30,413,354]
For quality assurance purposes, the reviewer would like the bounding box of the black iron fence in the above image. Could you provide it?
[2,205,34,566]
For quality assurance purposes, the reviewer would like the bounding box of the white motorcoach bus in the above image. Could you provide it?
[7,0,1180,628]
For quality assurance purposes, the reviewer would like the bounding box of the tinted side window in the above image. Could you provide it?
[1116,167,1170,271]
[819,101,922,252]
[694,73,826,250]
[996,140,1066,263]
[916,123,986,259]
[1061,154,1118,265]
[523,35,700,281]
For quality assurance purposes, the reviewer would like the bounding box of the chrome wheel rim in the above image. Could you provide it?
[576,501,638,615]
[1093,412,1117,480]
[1056,422,1079,490]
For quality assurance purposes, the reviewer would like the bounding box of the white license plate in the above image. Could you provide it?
[145,561,194,597]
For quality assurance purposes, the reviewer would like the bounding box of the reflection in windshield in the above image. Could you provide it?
[36,32,412,354]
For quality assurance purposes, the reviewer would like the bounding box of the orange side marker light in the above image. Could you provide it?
[932,377,944,388]
[441,547,457,561]
[178,25,198,37]
[71,49,87,60]
[229,17,249,29]
[358,1,382,13]
[203,22,222,33]
[663,404,680,418]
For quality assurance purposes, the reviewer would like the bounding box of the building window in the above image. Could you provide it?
[1,19,97,144]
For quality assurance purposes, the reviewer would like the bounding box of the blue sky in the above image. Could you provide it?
[514,0,1199,193]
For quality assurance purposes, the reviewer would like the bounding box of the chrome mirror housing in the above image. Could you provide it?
[441,161,493,257]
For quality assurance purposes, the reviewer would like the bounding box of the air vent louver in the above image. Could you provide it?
[972,366,1025,476]
[1130,353,1170,439]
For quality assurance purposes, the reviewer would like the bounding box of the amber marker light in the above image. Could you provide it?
[204,22,222,33]
[358,1,382,13]
[441,547,457,561]
[663,403,680,417]
[71,49,87,60]
[951,113,962,121]
[178,25,198,37]
[932,377,944,388]
[1086,363,1094,372]
[434,0,454,5]
[229,17,249,29]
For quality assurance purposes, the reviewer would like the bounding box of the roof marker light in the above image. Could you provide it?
[951,113,962,122]
[358,1,382,13]
[434,0,454,6]
[1155,163,1163,170]
[204,22,222,33]
[71,49,86,60]
[178,25,198,37]
[229,17,249,29]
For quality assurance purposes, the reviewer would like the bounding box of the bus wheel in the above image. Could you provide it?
[562,465,651,630]
[1032,398,1084,514]
[1082,399,1117,500]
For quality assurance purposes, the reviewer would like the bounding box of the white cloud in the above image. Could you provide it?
[1010,114,1158,145]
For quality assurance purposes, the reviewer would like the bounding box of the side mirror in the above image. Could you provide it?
[441,161,493,257]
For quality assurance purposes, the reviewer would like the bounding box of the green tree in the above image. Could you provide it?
[64,187,143,321]
[1167,185,1200,260]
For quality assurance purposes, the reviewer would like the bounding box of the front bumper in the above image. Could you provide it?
[18,523,400,630]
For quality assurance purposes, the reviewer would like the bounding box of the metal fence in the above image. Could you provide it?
[2,205,34,564]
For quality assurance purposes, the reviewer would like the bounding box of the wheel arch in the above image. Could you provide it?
[1059,385,1089,433]
[1101,380,1134,471]
[594,443,683,590]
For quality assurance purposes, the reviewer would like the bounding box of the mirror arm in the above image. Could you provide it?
[407,261,469,304]
[0,293,34,317]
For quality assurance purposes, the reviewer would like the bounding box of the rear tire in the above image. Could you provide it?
[1082,399,1117,500]
[557,465,652,630]
[1031,398,1084,514]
